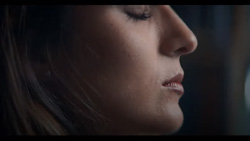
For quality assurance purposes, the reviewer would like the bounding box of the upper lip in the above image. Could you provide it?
[162,73,184,86]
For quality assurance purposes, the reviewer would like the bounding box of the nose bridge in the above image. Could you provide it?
[159,6,198,56]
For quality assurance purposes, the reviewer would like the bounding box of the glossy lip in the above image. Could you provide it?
[162,73,184,95]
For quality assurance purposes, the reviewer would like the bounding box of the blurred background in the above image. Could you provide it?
[171,5,250,135]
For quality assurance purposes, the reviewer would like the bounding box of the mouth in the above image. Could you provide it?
[162,73,184,96]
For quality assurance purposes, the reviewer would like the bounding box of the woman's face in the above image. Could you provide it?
[61,5,197,135]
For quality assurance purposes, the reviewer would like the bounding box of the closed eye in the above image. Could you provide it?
[125,11,152,22]
[123,5,152,22]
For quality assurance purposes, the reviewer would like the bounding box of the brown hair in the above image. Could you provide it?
[0,5,104,135]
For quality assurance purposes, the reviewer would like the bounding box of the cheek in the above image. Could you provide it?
[70,6,183,133]
[74,12,161,113]
[94,28,160,110]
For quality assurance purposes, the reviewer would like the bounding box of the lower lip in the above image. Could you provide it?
[162,82,184,95]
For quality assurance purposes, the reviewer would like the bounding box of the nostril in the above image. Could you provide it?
[175,47,189,56]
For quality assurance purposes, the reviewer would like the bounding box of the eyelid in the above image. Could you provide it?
[123,5,151,15]
[121,5,152,22]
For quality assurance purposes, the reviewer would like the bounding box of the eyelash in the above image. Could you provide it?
[126,11,152,22]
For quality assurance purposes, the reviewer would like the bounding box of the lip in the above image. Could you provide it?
[162,73,184,95]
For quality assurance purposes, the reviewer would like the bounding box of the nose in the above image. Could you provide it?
[159,6,198,57]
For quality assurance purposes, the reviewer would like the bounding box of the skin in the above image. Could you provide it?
[55,5,197,135]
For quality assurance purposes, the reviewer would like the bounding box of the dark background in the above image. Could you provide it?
[171,5,250,135]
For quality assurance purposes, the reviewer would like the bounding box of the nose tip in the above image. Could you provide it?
[177,32,198,56]
[159,6,198,57]
[163,27,198,57]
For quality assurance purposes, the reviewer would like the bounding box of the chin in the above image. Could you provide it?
[135,109,184,135]
[167,108,184,135]
[166,118,184,135]
[156,106,184,135]
[140,118,184,135]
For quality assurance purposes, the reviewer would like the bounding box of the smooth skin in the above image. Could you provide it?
[55,5,198,135]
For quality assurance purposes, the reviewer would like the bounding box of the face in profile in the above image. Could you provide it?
[55,5,197,135]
